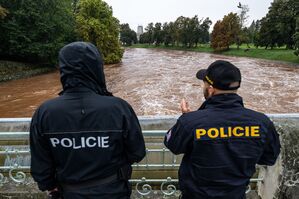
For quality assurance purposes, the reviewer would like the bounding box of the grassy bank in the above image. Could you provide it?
[131,44,299,64]
[0,61,55,82]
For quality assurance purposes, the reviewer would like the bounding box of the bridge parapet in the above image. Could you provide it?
[0,114,298,199]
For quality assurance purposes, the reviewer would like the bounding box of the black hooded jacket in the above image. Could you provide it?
[30,42,146,191]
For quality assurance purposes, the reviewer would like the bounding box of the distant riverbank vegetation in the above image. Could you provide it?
[121,1,299,63]
[0,61,55,82]
[131,44,299,64]
[0,0,123,69]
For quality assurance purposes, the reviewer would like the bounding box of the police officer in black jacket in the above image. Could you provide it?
[30,42,146,199]
[164,60,280,199]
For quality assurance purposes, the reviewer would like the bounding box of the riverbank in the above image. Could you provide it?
[131,44,299,64]
[0,61,55,82]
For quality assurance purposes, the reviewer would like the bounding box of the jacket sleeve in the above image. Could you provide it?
[30,109,57,191]
[258,120,281,166]
[123,104,146,164]
[164,117,193,155]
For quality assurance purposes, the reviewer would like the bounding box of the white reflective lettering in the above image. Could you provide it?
[61,138,72,147]
[81,137,86,148]
[72,138,81,149]
[50,136,110,149]
[50,138,60,147]
[101,136,109,148]
[86,137,96,147]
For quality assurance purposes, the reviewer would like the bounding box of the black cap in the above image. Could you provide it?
[196,60,241,90]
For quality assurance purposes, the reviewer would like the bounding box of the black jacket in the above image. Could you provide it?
[30,42,146,191]
[164,93,280,199]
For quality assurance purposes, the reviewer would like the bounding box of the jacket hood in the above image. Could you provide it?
[58,42,112,96]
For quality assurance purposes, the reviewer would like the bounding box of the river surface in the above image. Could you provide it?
[0,48,298,117]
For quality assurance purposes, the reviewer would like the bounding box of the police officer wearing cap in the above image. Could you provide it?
[164,60,280,199]
[30,42,146,199]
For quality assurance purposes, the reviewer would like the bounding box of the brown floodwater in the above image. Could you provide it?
[0,48,298,117]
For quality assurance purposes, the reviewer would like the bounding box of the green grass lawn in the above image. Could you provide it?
[131,44,299,64]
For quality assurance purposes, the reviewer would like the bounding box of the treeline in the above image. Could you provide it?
[134,1,299,57]
[256,0,299,54]
[0,0,123,65]
[212,0,299,54]
[139,16,212,48]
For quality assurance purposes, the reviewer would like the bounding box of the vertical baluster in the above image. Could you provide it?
[145,148,148,169]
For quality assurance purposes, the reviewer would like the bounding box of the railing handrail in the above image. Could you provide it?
[0,113,299,123]
[0,130,167,140]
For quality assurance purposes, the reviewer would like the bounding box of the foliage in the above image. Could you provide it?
[211,13,241,51]
[139,15,211,48]
[132,43,299,64]
[153,22,163,46]
[257,0,299,50]
[0,0,75,65]
[162,22,175,46]
[75,0,123,64]
[0,60,54,82]
[0,5,9,19]
[120,23,137,46]
[211,21,230,51]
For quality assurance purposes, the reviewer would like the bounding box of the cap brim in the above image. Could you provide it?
[196,69,207,80]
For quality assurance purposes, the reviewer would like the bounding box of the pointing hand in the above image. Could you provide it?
[181,98,191,114]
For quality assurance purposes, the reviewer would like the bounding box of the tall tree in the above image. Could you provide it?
[211,20,230,51]
[237,2,249,29]
[0,0,75,64]
[211,13,241,51]
[145,23,154,44]
[153,22,163,46]
[199,17,212,44]
[257,0,299,50]
[120,23,137,46]
[75,0,123,64]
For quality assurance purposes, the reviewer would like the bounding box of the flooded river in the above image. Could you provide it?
[0,48,298,117]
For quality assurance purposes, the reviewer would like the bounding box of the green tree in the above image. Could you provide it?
[175,16,197,47]
[0,0,75,64]
[75,0,123,64]
[222,13,242,49]
[162,22,176,46]
[257,0,299,50]
[120,23,137,46]
[153,22,163,46]
[198,18,212,44]
[145,23,154,44]
[253,20,261,48]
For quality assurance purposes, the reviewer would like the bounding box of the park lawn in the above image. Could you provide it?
[0,60,55,82]
[131,44,299,64]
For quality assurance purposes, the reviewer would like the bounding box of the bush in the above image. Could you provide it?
[75,0,123,64]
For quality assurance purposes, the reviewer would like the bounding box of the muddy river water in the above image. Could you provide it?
[0,48,298,117]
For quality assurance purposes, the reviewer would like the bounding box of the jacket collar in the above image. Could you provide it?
[198,93,244,110]
[59,86,96,95]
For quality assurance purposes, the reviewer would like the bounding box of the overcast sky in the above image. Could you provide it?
[104,0,273,32]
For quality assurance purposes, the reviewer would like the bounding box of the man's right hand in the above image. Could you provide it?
[180,98,191,114]
[47,188,63,199]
